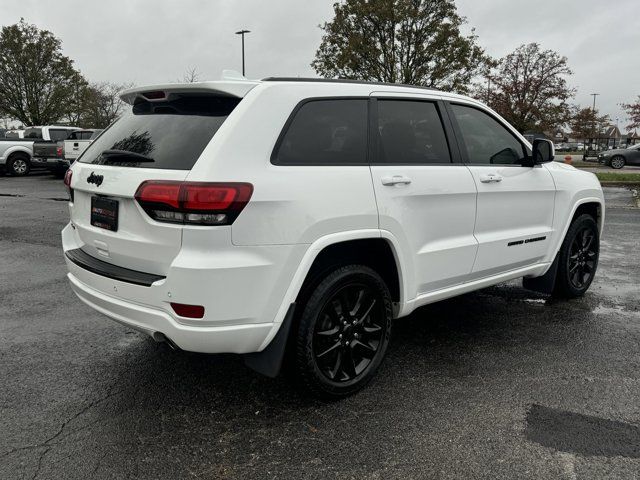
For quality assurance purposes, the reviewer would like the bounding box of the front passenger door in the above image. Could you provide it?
[447,102,556,279]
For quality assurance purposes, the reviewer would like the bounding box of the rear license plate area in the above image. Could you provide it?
[91,196,118,231]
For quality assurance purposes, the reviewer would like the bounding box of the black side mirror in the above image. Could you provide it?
[531,139,554,164]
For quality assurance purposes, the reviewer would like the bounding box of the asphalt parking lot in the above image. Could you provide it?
[1,173,639,479]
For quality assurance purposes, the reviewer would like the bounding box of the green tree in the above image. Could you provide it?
[621,96,640,133]
[569,107,610,140]
[0,19,87,125]
[485,43,574,133]
[312,0,491,94]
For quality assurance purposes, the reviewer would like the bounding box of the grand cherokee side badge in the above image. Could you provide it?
[87,172,104,186]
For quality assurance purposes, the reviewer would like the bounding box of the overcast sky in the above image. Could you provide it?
[2,0,638,126]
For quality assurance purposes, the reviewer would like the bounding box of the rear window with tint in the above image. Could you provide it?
[24,128,43,139]
[273,99,368,165]
[50,129,72,141]
[79,94,240,169]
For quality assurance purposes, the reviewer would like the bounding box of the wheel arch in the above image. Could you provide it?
[259,230,407,351]
[6,146,32,161]
[553,196,604,260]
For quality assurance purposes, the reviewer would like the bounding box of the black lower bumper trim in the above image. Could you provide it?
[65,248,165,287]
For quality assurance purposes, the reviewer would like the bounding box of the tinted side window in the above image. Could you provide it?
[451,104,526,165]
[49,129,70,141]
[80,132,93,140]
[377,100,451,164]
[273,99,368,165]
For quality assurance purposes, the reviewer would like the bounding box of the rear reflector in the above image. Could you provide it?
[170,302,205,319]
[134,181,253,225]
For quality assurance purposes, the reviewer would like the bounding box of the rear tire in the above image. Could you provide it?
[292,265,392,400]
[553,214,599,298]
[7,154,30,176]
[610,156,625,169]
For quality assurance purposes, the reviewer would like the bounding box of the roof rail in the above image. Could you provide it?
[261,77,439,92]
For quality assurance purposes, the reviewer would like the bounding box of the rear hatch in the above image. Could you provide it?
[68,83,255,275]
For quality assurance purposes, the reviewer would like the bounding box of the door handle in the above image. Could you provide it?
[381,175,412,186]
[479,173,503,183]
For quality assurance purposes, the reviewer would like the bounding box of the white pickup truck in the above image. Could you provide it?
[0,125,80,176]
[62,129,103,166]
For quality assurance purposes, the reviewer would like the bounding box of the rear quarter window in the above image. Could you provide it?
[272,99,368,165]
[79,94,240,169]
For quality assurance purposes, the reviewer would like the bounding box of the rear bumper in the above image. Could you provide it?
[68,272,274,353]
[61,222,305,354]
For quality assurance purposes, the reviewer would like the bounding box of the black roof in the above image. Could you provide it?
[261,77,439,92]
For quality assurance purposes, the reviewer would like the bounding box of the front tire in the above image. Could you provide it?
[293,265,392,399]
[610,156,625,169]
[7,154,30,176]
[553,214,599,298]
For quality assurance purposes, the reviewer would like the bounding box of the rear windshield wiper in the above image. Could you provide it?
[100,149,155,163]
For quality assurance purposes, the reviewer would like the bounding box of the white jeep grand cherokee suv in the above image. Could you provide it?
[62,78,604,398]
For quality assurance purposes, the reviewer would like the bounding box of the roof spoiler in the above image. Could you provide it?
[119,78,259,105]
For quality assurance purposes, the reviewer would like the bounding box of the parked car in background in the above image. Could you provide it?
[0,129,7,138]
[31,126,81,176]
[62,78,604,398]
[598,143,640,169]
[62,129,103,168]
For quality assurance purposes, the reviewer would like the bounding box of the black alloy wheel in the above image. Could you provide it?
[567,225,598,290]
[313,283,386,382]
[293,265,392,399]
[554,214,599,298]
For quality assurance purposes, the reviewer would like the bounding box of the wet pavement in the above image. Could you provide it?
[1,174,639,479]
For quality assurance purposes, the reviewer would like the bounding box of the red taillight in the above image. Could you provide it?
[63,169,73,201]
[56,146,63,157]
[170,302,205,319]
[134,181,253,225]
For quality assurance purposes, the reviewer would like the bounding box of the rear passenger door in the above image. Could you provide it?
[369,95,478,298]
[445,102,556,277]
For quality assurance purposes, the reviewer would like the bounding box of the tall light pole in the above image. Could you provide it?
[590,93,600,147]
[235,29,250,76]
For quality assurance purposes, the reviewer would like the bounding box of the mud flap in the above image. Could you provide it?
[243,303,296,378]
[523,255,559,294]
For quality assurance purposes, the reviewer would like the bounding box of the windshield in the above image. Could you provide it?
[628,144,640,150]
[79,94,240,169]
[24,128,43,139]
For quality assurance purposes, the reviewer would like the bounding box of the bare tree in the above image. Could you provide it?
[82,82,132,128]
[182,67,201,83]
